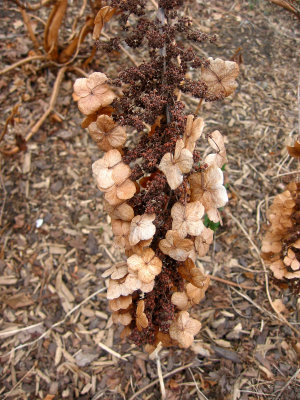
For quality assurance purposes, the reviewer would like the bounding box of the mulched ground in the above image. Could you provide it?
[0,0,299,399]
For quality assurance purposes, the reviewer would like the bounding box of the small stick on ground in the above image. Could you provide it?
[97,341,128,362]
[209,275,261,291]
[274,367,300,400]
[0,164,7,227]
[129,362,196,400]
[0,55,46,75]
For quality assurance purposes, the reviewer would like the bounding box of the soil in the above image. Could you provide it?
[0,0,299,399]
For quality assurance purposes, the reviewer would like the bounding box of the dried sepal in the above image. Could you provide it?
[205,130,227,168]
[107,278,133,299]
[104,201,134,221]
[112,310,132,326]
[129,214,156,246]
[127,248,162,283]
[194,227,214,257]
[171,283,207,310]
[105,179,137,206]
[109,295,132,311]
[178,258,210,289]
[88,115,127,151]
[183,115,204,153]
[287,140,300,158]
[169,311,202,348]
[73,72,116,115]
[102,262,128,279]
[189,164,228,223]
[159,230,196,261]
[159,139,193,190]
[201,58,239,99]
[111,219,131,249]
[171,201,205,238]
[125,272,155,293]
[136,300,149,331]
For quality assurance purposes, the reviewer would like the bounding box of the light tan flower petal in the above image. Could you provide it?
[136,300,148,331]
[127,248,162,283]
[107,278,133,299]
[88,115,127,151]
[178,258,211,289]
[105,179,136,205]
[171,292,189,310]
[104,201,134,221]
[112,311,132,325]
[129,214,156,246]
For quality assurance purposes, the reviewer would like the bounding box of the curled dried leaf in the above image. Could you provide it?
[194,227,214,257]
[183,115,204,153]
[178,258,210,289]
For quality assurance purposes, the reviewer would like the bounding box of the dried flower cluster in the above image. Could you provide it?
[262,182,300,284]
[74,0,239,348]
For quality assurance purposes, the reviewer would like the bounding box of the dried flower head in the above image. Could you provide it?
[136,300,149,331]
[111,219,131,249]
[88,115,127,151]
[171,283,207,311]
[105,178,137,205]
[159,139,193,190]
[183,115,204,153]
[104,201,135,221]
[169,311,202,348]
[129,214,156,246]
[159,230,196,261]
[127,248,162,283]
[92,149,131,191]
[112,310,132,326]
[178,258,210,289]
[171,201,205,238]
[201,58,239,99]
[109,295,132,311]
[102,262,128,280]
[73,72,116,115]
[205,130,227,168]
[194,227,214,257]
[189,164,228,223]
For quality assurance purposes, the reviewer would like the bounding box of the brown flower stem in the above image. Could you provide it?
[195,98,203,115]
[20,8,40,49]
[10,0,53,11]
[209,275,261,291]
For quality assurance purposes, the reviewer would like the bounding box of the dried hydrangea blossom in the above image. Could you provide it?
[136,300,149,331]
[74,0,239,348]
[171,283,207,310]
[159,139,193,190]
[73,72,115,115]
[169,311,202,348]
[201,58,239,99]
[262,182,300,284]
[129,214,156,246]
[183,115,204,153]
[205,130,227,168]
[189,163,228,223]
[159,230,196,261]
[127,248,162,283]
[109,295,132,311]
[195,227,214,257]
[88,115,127,151]
[171,201,205,238]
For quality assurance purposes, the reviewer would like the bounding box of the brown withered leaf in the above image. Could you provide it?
[59,17,94,63]
[93,6,118,40]
[287,140,300,158]
[44,0,68,59]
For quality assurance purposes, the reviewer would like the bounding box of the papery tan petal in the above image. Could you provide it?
[112,163,131,185]
[107,278,133,299]
[112,311,132,325]
[109,295,132,311]
[129,214,156,246]
[169,311,201,348]
[171,292,189,310]
[116,179,136,200]
[104,201,134,221]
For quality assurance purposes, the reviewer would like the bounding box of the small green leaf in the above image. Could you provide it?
[221,164,226,171]
[204,215,220,231]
